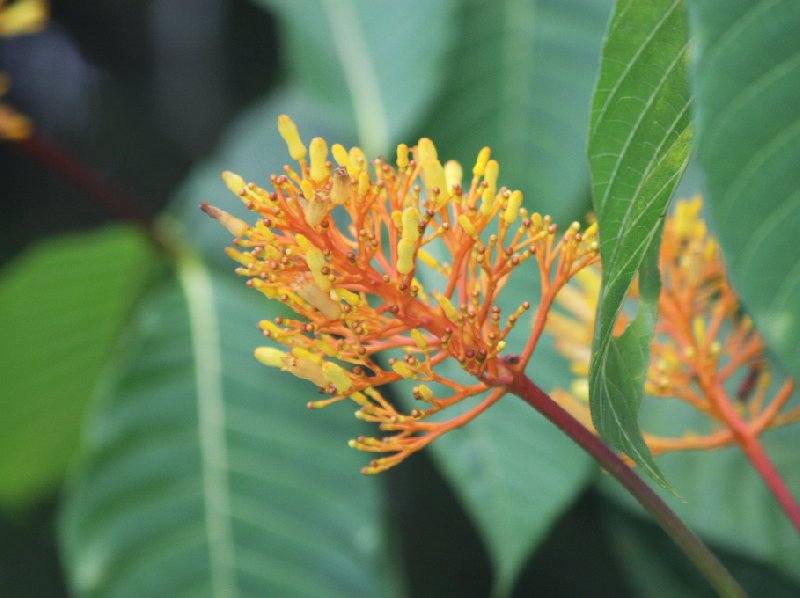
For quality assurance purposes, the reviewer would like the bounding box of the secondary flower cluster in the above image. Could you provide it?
[204,116,599,473]
[549,196,799,455]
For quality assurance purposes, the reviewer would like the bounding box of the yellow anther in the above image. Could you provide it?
[414,384,434,401]
[322,362,353,393]
[472,146,491,177]
[417,138,438,163]
[396,238,417,275]
[434,292,458,320]
[358,171,371,197]
[221,170,245,195]
[277,115,307,160]
[292,347,323,364]
[531,212,543,229]
[349,146,366,177]
[299,179,315,201]
[335,287,362,306]
[496,340,507,352]
[254,347,288,368]
[391,210,403,230]
[693,317,705,345]
[331,144,350,169]
[484,159,499,194]
[458,214,478,238]
[392,361,416,379]
[584,222,598,239]
[294,233,313,252]
[224,247,250,266]
[397,143,409,169]
[305,247,331,291]
[309,137,329,182]
[331,167,349,204]
[410,329,427,350]
[423,159,447,205]
[445,160,462,192]
[503,190,523,225]
[259,320,287,339]
[402,207,420,242]
[201,203,248,238]
[417,249,440,270]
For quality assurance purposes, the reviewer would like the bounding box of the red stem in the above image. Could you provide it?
[507,369,745,598]
[740,437,800,534]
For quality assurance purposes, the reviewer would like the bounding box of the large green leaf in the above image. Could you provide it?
[0,226,156,508]
[60,257,391,596]
[423,0,613,224]
[255,0,457,155]
[587,0,692,486]
[597,396,800,585]
[688,0,800,382]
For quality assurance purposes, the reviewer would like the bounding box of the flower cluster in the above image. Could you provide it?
[0,0,47,140]
[548,196,799,455]
[204,115,599,473]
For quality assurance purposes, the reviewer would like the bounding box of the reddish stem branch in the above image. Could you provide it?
[506,368,745,598]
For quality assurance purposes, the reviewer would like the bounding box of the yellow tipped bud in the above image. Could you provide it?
[309,137,329,182]
[503,190,523,225]
[423,159,447,205]
[255,347,288,368]
[458,214,477,238]
[358,171,371,197]
[445,160,462,192]
[277,115,306,160]
[200,203,248,238]
[322,362,353,393]
[349,146,366,177]
[259,320,286,340]
[299,179,315,201]
[397,143,409,169]
[292,347,323,365]
[331,144,350,169]
[434,292,458,320]
[484,159,499,193]
[472,147,491,177]
[331,167,350,204]
[335,287,362,306]
[415,385,434,401]
[480,187,495,216]
[391,210,403,230]
[410,329,427,350]
[402,207,420,243]
[417,138,438,163]
[693,317,705,345]
[396,238,417,275]
[221,171,245,195]
[392,361,416,379]
[496,340,507,352]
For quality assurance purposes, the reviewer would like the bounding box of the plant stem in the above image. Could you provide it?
[740,436,800,534]
[507,369,746,598]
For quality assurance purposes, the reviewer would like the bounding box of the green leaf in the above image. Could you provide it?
[60,257,391,597]
[0,226,156,508]
[587,0,692,486]
[424,0,613,224]
[597,396,800,585]
[255,0,458,154]
[687,0,800,382]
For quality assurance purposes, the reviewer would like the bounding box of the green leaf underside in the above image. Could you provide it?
[424,0,613,225]
[0,226,155,508]
[688,0,800,383]
[60,260,389,597]
[257,0,457,155]
[588,0,692,488]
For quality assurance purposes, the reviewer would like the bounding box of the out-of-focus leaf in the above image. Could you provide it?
[60,258,391,597]
[254,0,457,155]
[0,226,156,508]
[587,0,691,487]
[688,0,800,382]
[598,396,800,585]
[424,0,612,224]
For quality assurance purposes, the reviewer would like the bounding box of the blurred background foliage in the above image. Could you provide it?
[1,0,799,596]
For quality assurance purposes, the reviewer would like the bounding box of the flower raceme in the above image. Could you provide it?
[548,196,799,456]
[203,115,599,474]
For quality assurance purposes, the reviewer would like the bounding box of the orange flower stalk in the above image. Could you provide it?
[549,196,800,530]
[203,115,599,474]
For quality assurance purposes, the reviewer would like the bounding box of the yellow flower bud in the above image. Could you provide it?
[458,214,477,239]
[484,159,499,194]
[392,361,416,379]
[417,138,438,163]
[434,292,458,320]
[277,115,307,160]
[472,146,491,177]
[309,137,329,182]
[396,143,409,169]
[331,167,349,204]
[445,160,462,192]
[300,179,315,201]
[358,171,371,197]
[396,238,417,275]
[254,347,288,368]
[322,362,353,393]
[402,207,420,243]
[503,190,523,225]
[221,170,245,195]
